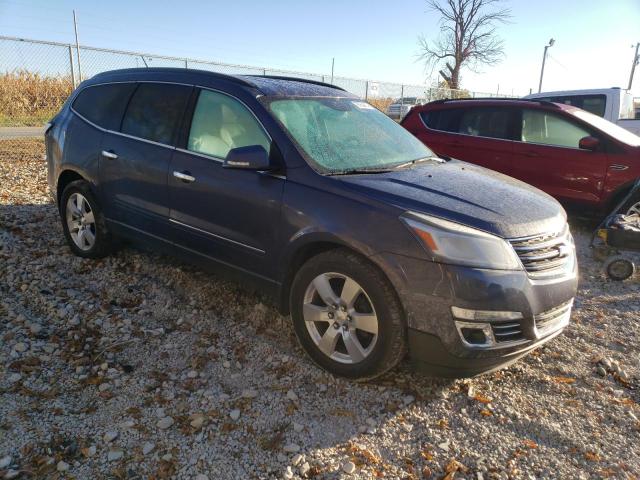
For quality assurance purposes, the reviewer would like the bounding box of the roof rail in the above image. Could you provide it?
[428,97,560,107]
[91,67,258,89]
[246,75,346,92]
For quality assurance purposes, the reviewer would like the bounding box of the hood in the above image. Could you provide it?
[336,160,566,238]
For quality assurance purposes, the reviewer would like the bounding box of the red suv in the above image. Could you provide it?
[402,99,640,215]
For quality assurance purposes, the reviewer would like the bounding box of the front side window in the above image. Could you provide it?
[187,90,270,159]
[267,97,434,173]
[457,107,512,139]
[72,83,136,130]
[121,83,191,145]
[521,109,591,148]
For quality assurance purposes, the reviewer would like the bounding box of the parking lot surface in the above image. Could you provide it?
[1,139,638,479]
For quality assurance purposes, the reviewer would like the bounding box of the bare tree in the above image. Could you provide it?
[418,0,511,89]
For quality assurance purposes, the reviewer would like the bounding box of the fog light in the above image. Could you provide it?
[451,306,522,321]
[461,328,487,345]
[454,321,495,348]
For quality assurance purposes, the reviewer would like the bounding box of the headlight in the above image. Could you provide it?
[401,212,522,270]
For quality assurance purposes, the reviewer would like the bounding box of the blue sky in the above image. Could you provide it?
[1,0,639,96]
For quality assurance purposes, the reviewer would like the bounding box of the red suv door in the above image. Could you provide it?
[511,107,609,205]
[406,106,517,175]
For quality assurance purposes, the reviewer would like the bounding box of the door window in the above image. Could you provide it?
[121,83,191,145]
[187,90,270,159]
[521,109,591,148]
[457,107,512,139]
[72,83,136,130]
[420,109,461,133]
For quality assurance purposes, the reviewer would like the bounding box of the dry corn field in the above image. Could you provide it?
[0,71,73,127]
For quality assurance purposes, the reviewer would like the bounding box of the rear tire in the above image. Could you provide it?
[290,249,407,380]
[60,180,114,258]
[604,255,635,281]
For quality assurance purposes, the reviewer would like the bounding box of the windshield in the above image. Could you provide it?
[267,97,434,173]
[572,109,640,147]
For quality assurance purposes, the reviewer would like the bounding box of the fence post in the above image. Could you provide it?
[263,68,267,76]
[184,59,188,69]
[68,45,76,89]
[400,85,404,114]
[364,81,368,101]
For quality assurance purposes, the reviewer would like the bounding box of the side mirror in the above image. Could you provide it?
[223,145,272,170]
[578,136,600,151]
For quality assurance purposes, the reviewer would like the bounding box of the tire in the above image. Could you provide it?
[290,249,407,380]
[59,179,114,258]
[604,255,635,281]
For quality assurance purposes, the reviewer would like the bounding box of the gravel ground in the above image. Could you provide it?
[1,138,639,480]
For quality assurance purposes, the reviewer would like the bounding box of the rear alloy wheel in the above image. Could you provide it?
[290,249,406,380]
[626,200,640,217]
[60,180,114,258]
[66,192,97,251]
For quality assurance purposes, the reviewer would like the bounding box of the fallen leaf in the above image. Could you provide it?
[473,394,492,404]
[523,439,538,449]
[552,376,576,384]
[585,451,601,462]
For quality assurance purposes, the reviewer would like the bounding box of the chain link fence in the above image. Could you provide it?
[0,35,508,127]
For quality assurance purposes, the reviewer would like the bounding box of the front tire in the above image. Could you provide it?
[60,180,114,258]
[290,249,407,380]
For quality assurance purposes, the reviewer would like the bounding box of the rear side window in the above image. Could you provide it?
[457,107,512,139]
[187,89,270,159]
[521,109,591,148]
[121,83,191,145]
[420,109,460,133]
[72,83,136,130]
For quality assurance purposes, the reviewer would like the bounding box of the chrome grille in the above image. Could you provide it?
[534,299,573,337]
[491,322,523,343]
[509,226,574,277]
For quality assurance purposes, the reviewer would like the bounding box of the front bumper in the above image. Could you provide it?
[370,252,578,377]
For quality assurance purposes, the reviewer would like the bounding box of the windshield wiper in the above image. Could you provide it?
[394,156,446,169]
[327,167,396,176]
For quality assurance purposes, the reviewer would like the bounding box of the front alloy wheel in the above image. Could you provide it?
[303,273,379,364]
[290,249,407,380]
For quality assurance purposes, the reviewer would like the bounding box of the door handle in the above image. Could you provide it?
[523,151,539,158]
[173,171,196,183]
[101,150,118,159]
[609,164,629,171]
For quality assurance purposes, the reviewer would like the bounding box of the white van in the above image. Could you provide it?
[526,88,640,135]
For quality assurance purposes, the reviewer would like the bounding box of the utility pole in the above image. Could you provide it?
[628,42,639,90]
[73,10,82,83]
[538,38,555,93]
[330,57,334,84]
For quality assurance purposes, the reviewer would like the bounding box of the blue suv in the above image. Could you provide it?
[46,69,578,379]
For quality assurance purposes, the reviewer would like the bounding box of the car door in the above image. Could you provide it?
[510,108,609,205]
[418,106,516,174]
[100,82,192,238]
[168,87,285,278]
